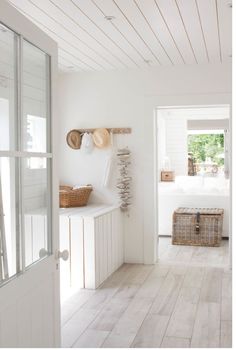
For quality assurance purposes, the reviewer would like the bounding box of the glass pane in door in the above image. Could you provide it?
[21,39,52,268]
[22,40,50,153]
[0,28,52,284]
[0,157,19,281]
[22,157,51,267]
[0,23,17,150]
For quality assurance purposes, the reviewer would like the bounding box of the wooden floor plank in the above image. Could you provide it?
[165,300,198,339]
[220,320,232,348]
[102,333,135,348]
[182,266,205,289]
[191,302,221,348]
[149,267,186,316]
[112,283,142,300]
[88,297,130,332]
[164,266,202,339]
[80,289,117,313]
[61,237,231,349]
[221,270,232,321]
[73,329,110,348]
[61,310,99,348]
[175,245,195,263]
[159,244,181,261]
[131,314,169,348]
[190,246,209,265]
[161,336,190,348]
[200,267,223,303]
[126,264,154,285]
[61,289,95,326]
[102,297,153,348]
[135,265,169,299]
[165,286,201,339]
[110,264,153,300]
[80,265,136,313]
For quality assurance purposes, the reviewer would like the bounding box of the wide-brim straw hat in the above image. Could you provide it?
[93,128,110,148]
[66,130,81,149]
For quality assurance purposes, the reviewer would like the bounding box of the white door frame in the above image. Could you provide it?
[154,104,232,268]
[0,1,60,347]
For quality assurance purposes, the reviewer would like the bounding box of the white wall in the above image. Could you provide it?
[58,62,231,264]
[157,114,166,179]
[165,115,188,176]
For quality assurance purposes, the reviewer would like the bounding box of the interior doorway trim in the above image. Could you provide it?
[154,104,232,268]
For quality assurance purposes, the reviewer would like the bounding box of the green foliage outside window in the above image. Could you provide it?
[188,134,224,166]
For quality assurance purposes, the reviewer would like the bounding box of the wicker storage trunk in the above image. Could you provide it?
[172,207,224,247]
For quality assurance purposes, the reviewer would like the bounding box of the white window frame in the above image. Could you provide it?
[0,23,53,286]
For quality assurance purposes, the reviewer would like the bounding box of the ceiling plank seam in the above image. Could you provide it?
[153,0,186,64]
[91,0,146,64]
[195,0,210,63]
[28,0,116,69]
[59,55,84,71]
[175,0,198,64]
[133,0,174,65]
[9,1,99,70]
[112,0,161,65]
[59,47,96,71]
[215,0,223,63]
[24,4,102,70]
[49,0,129,68]
[69,0,140,68]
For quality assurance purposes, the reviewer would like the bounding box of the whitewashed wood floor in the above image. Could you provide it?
[61,237,232,348]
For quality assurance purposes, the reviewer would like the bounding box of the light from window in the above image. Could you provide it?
[26,115,46,169]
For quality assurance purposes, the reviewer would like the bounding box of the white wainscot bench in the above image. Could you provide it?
[59,204,124,297]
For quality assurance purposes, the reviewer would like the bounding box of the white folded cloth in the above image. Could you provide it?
[73,184,92,190]
[81,133,94,153]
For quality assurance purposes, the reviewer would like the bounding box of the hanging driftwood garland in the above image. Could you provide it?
[117,148,132,212]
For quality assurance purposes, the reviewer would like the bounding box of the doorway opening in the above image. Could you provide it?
[154,105,231,267]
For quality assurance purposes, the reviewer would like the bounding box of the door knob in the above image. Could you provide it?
[39,248,48,259]
[55,249,69,261]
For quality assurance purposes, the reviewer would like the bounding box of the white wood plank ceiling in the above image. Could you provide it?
[8,0,232,72]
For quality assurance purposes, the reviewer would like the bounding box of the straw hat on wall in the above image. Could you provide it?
[93,128,110,148]
[66,130,81,149]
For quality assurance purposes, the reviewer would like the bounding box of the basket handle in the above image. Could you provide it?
[195,212,200,234]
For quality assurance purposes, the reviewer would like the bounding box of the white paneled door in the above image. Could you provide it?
[0,1,60,347]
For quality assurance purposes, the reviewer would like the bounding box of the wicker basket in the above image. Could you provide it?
[59,185,93,208]
[172,207,224,247]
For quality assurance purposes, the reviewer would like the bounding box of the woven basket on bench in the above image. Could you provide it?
[59,185,93,208]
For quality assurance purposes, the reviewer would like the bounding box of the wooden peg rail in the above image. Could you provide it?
[76,127,132,134]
